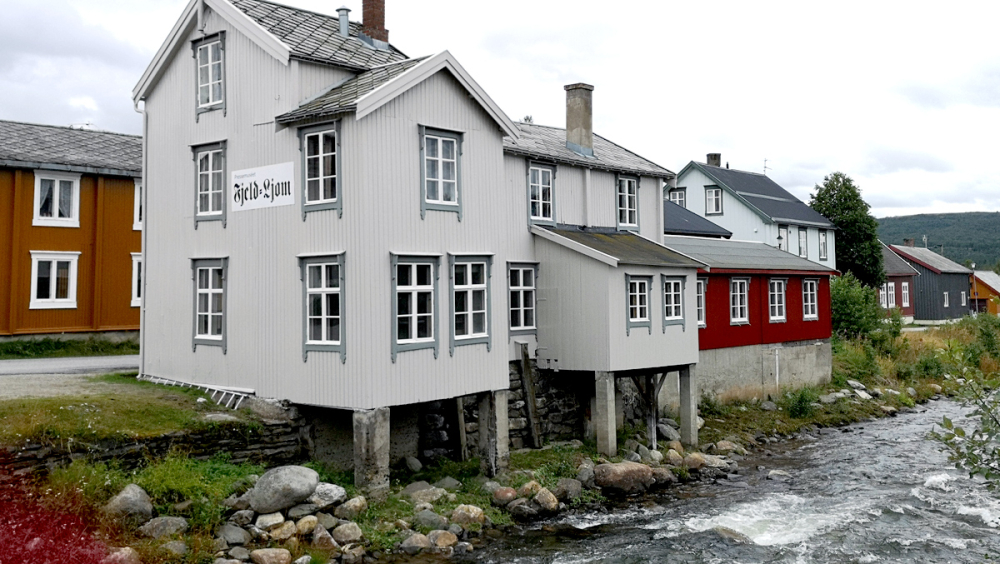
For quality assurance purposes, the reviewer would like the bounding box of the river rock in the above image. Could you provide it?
[249,466,319,514]
[427,529,458,548]
[414,502,433,513]
[594,461,654,495]
[139,516,188,539]
[929,383,943,393]
[684,453,705,469]
[649,449,664,463]
[250,548,292,564]
[668,441,685,455]
[296,515,318,535]
[455,542,474,555]
[292,557,311,564]
[507,498,537,519]
[229,546,251,560]
[433,477,462,491]
[287,503,318,519]
[855,390,873,400]
[400,533,430,555]
[626,452,642,462]
[702,454,729,469]
[658,424,681,442]
[228,509,254,527]
[103,484,153,527]
[160,540,187,557]
[577,466,596,489]
[651,467,677,487]
[401,481,432,496]
[846,379,866,391]
[712,526,755,544]
[270,521,297,541]
[409,487,447,505]
[450,504,485,525]
[315,512,337,530]
[332,522,363,544]
[517,480,542,498]
[552,478,583,501]
[334,496,368,520]
[482,481,502,494]
[533,488,559,512]
[624,439,640,453]
[492,487,517,506]
[102,547,141,564]
[405,456,423,473]
[666,449,684,466]
[659,417,680,429]
[761,401,778,411]
[885,389,901,396]
[217,523,252,546]
[256,512,285,530]
[341,545,365,564]
[414,509,448,531]
[714,440,745,455]
[767,470,791,481]
[312,524,338,550]
[881,405,898,415]
[907,387,917,397]
[307,482,347,510]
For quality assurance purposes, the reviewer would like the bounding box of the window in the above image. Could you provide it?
[902,282,910,307]
[879,285,887,308]
[778,225,788,251]
[193,34,225,115]
[662,276,684,331]
[33,171,81,228]
[696,278,707,328]
[819,230,828,261]
[886,283,896,308]
[450,255,492,354]
[133,179,142,231]
[193,142,227,226]
[626,275,651,335]
[528,165,555,224]
[944,292,950,308]
[798,229,808,258]
[192,258,227,351]
[769,279,786,322]
[962,291,967,307]
[617,176,638,230]
[29,251,80,309]
[730,278,749,324]
[705,187,723,215]
[420,127,462,219]
[131,253,142,308]
[668,189,686,209]
[509,265,536,333]
[392,255,439,361]
[803,279,819,320]
[300,123,342,217]
[299,254,345,362]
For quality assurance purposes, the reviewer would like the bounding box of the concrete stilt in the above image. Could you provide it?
[353,407,390,500]
[679,364,698,447]
[595,371,617,457]
[478,390,510,477]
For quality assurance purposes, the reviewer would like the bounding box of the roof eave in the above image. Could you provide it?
[503,147,671,179]
[530,226,619,267]
[0,159,140,178]
[684,161,775,224]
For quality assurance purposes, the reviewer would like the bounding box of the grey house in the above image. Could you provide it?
[890,244,972,323]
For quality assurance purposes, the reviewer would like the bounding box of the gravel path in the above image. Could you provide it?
[0,356,140,399]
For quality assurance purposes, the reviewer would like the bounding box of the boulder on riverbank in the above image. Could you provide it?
[594,462,654,495]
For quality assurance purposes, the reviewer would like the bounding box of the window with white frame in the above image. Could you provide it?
[131,253,142,307]
[194,142,226,224]
[133,179,142,231]
[706,187,723,215]
[453,260,488,341]
[528,165,554,223]
[617,177,638,229]
[769,279,786,322]
[696,278,706,327]
[305,128,337,205]
[819,230,828,261]
[886,283,896,308]
[778,225,788,251]
[33,171,81,228]
[962,291,967,307]
[879,284,886,308]
[194,35,225,112]
[798,229,808,258]
[395,261,436,347]
[730,278,749,324]
[668,189,686,209]
[626,275,652,335]
[421,129,460,214]
[803,279,819,320]
[902,281,910,307]
[944,292,950,308]
[299,255,345,361]
[509,265,536,332]
[29,251,79,309]
[663,278,683,321]
[194,261,226,344]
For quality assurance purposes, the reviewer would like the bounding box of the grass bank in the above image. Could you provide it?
[0,336,139,360]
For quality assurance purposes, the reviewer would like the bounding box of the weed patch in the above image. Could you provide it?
[0,337,139,360]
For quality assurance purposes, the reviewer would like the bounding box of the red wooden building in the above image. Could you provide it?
[880,242,918,322]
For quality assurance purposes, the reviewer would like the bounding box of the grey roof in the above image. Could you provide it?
[0,120,141,177]
[662,235,836,272]
[229,0,407,70]
[277,57,426,124]
[504,123,673,178]
[881,242,919,277]
[975,270,1000,294]
[544,226,703,268]
[664,200,732,238]
[683,162,834,228]
[890,245,972,274]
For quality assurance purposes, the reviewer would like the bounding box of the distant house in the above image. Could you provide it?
[0,120,142,339]
[671,153,836,270]
[890,244,972,323]
[880,242,919,323]
[972,271,1000,315]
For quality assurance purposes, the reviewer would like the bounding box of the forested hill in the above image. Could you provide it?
[877,212,1000,268]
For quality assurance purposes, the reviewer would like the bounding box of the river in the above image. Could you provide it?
[472,399,1000,563]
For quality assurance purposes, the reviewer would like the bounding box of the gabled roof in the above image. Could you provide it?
[533,225,704,269]
[663,200,732,238]
[975,271,1000,295]
[662,235,837,273]
[880,242,919,277]
[0,120,142,177]
[504,124,673,179]
[677,161,834,228]
[890,245,972,275]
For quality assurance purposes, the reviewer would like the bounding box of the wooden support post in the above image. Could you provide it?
[478,391,510,477]
[455,397,468,462]
[647,373,660,451]
[679,364,698,447]
[595,371,617,457]
[519,342,543,448]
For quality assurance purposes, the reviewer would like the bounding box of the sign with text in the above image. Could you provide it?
[231,162,294,212]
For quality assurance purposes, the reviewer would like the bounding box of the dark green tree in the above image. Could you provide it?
[810,172,885,287]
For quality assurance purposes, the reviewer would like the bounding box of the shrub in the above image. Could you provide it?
[831,273,884,340]
[916,352,945,378]
[698,393,726,417]
[784,388,819,418]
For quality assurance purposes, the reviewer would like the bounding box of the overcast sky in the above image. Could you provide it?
[2,0,998,218]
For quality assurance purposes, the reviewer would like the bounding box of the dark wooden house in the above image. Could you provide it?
[880,242,918,322]
[890,244,972,324]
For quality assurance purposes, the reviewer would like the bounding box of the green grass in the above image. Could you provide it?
[0,336,139,360]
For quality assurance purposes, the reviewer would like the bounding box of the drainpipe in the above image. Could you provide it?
[133,99,147,377]
[774,348,780,396]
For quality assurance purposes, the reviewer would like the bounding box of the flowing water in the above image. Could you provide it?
[473,399,1000,563]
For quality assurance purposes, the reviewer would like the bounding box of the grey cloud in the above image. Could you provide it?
[899,64,1000,109]
[862,147,953,176]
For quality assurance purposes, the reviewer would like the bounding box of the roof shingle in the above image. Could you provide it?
[881,242,919,277]
[890,245,972,274]
[664,200,732,238]
[543,226,703,268]
[663,235,836,273]
[0,120,141,176]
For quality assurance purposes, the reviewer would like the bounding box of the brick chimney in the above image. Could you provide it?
[707,153,721,167]
[362,0,388,42]
[904,238,915,247]
[565,83,594,157]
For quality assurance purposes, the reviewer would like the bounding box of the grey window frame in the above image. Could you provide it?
[391,254,440,362]
[662,275,686,332]
[798,228,808,258]
[944,291,950,308]
[768,278,787,323]
[191,257,228,353]
[192,32,226,119]
[192,140,227,228]
[419,125,463,221]
[508,262,538,336]
[299,121,343,219]
[616,174,640,232]
[299,253,346,363]
[705,186,723,215]
[803,278,819,320]
[819,229,828,261]
[696,277,707,328]
[526,161,556,226]
[730,277,750,326]
[625,274,652,335]
[668,188,686,209]
[449,254,493,355]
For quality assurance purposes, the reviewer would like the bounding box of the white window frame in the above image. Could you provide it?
[305,262,342,346]
[29,251,80,310]
[617,176,639,229]
[452,260,489,341]
[196,39,224,109]
[798,228,808,258]
[944,291,950,308]
[819,230,828,261]
[879,285,887,308]
[769,279,787,322]
[509,264,536,333]
[528,165,554,223]
[962,291,967,307]
[778,225,788,251]
[423,133,459,206]
[706,187,723,215]
[131,253,142,308]
[32,171,81,228]
[730,277,749,325]
[696,278,707,328]
[196,147,225,217]
[395,262,436,346]
[132,179,142,231]
[304,128,338,206]
[195,265,225,341]
[663,278,683,321]
[902,281,910,307]
[626,274,652,335]
[803,279,819,320]
[669,189,686,209]
[886,283,896,308]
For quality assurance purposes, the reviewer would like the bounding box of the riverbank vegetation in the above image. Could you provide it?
[0,336,139,360]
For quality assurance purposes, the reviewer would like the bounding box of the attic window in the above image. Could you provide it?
[193,33,226,116]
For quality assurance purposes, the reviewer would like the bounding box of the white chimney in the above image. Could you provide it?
[337,6,351,38]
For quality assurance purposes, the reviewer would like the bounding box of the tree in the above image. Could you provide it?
[810,172,885,287]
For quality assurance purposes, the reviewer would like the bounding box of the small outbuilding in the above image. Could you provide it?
[880,242,919,323]
[972,271,1000,316]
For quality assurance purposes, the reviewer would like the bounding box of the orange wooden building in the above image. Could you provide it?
[0,120,142,337]
[972,270,1000,316]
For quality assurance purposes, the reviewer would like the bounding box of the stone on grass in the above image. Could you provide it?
[401,533,430,555]
[414,509,448,531]
[666,449,684,466]
[270,521,297,541]
[450,504,485,525]
[577,466,596,489]
[702,454,729,469]
[847,379,866,391]
[427,529,458,548]
[907,387,918,397]
[341,545,365,564]
[287,503,318,519]
[296,515,318,536]
[881,405,898,415]
[414,502,433,513]
[819,394,839,405]
[517,480,542,498]
[658,424,681,442]
[409,487,447,505]
[311,524,338,550]
[533,488,559,512]
[552,478,582,502]
[405,456,423,473]
[594,462,654,495]
[856,390,873,400]
[248,466,319,514]
[334,496,368,520]
[433,476,462,491]
[492,487,517,506]
[138,516,188,539]
[214,559,241,564]
[102,547,141,564]
[307,483,347,510]
[229,509,254,527]
[250,548,292,564]
[256,512,285,531]
[482,481,502,494]
[229,546,251,560]
[761,401,778,411]
[160,540,188,557]
[929,383,943,393]
[212,537,229,552]
[649,450,664,464]
[293,557,312,564]
[626,452,642,463]
[316,512,337,530]
[332,522,364,544]
[102,484,153,527]
[401,481,433,497]
[714,440,744,455]
[684,453,705,470]
[218,523,252,546]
